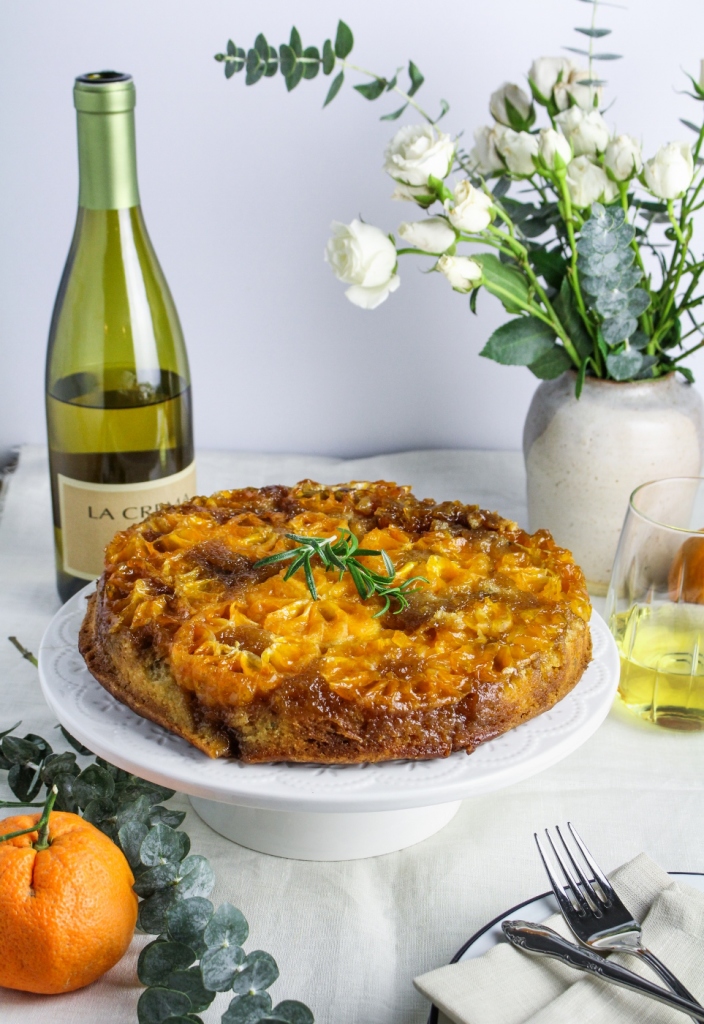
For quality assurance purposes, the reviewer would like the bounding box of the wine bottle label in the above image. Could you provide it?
[58,461,197,580]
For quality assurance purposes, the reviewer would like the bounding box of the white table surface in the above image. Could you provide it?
[0,445,702,1024]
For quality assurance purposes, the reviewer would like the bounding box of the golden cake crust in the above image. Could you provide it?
[79,480,592,763]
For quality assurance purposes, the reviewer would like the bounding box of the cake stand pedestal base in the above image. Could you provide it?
[189,796,462,861]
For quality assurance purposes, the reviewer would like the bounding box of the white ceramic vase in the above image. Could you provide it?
[523,372,704,594]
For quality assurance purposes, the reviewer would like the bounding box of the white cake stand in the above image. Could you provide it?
[38,587,619,861]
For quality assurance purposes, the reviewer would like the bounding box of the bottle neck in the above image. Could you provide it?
[76,108,140,210]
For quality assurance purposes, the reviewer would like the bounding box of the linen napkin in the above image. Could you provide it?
[415,854,704,1024]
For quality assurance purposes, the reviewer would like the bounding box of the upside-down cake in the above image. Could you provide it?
[79,480,592,763]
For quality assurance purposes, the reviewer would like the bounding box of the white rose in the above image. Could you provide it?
[390,182,433,203]
[398,217,456,253]
[529,57,575,101]
[325,219,400,310]
[643,142,694,200]
[446,180,494,233]
[496,129,540,176]
[555,108,610,156]
[437,255,482,293]
[383,125,455,187]
[469,124,507,175]
[558,70,602,112]
[539,128,572,170]
[565,156,619,207]
[489,82,533,127]
[604,134,643,180]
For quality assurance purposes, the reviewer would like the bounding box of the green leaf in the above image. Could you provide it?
[334,20,354,59]
[354,78,386,100]
[230,950,279,995]
[285,63,304,92]
[115,794,154,829]
[118,821,149,868]
[254,34,268,60]
[72,763,115,807]
[272,1000,315,1024]
[678,365,695,383]
[204,903,249,949]
[606,349,644,380]
[591,53,622,60]
[133,862,180,897]
[408,60,424,97]
[8,762,43,803]
[680,118,701,134]
[322,39,335,75]
[200,943,245,991]
[289,26,302,58]
[302,46,320,79]
[138,890,182,934]
[264,46,278,78]
[222,993,273,1024]
[575,26,612,36]
[226,39,237,57]
[529,344,574,379]
[380,103,408,121]
[40,751,79,787]
[138,940,195,987]
[2,735,42,765]
[167,897,214,957]
[279,44,296,77]
[245,50,265,87]
[51,772,77,813]
[141,824,188,866]
[575,357,589,398]
[137,986,192,1024]
[23,733,52,758]
[472,253,530,314]
[323,71,344,107]
[529,249,567,290]
[176,855,216,899]
[149,805,187,829]
[553,277,594,359]
[166,968,216,1013]
[480,317,557,366]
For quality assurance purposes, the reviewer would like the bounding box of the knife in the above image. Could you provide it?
[502,920,704,1021]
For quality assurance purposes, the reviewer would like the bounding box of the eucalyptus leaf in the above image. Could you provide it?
[230,950,280,995]
[575,26,612,36]
[322,39,335,75]
[380,104,408,121]
[264,47,278,78]
[41,751,79,787]
[138,940,195,987]
[254,34,269,60]
[601,313,638,344]
[119,821,150,868]
[176,855,216,899]
[480,317,557,366]
[285,63,304,92]
[222,993,273,1024]
[23,733,52,758]
[116,794,157,830]
[272,1000,316,1024]
[139,889,183,935]
[626,288,651,317]
[166,968,216,1013]
[606,349,644,380]
[354,78,386,100]
[678,366,696,383]
[200,943,245,991]
[137,986,192,1024]
[72,763,115,807]
[141,823,188,867]
[302,46,320,80]
[51,772,77,813]
[133,862,181,898]
[289,27,302,58]
[323,71,344,107]
[204,903,250,949]
[149,805,187,830]
[408,60,424,97]
[279,44,296,78]
[529,248,567,290]
[553,277,593,359]
[59,726,92,754]
[2,735,42,765]
[528,345,574,380]
[167,897,214,956]
[334,20,353,59]
[226,39,236,57]
[8,761,43,803]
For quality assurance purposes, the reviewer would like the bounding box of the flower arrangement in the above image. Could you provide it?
[217,11,704,393]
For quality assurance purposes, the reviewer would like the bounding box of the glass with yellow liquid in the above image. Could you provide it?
[606,477,704,730]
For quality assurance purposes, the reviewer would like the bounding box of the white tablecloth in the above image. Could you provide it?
[0,445,702,1024]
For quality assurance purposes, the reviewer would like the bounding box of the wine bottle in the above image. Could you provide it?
[46,71,195,602]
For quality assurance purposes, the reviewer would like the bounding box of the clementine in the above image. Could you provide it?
[669,533,704,604]
[0,792,137,994]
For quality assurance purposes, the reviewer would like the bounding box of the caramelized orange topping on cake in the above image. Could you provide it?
[101,481,590,715]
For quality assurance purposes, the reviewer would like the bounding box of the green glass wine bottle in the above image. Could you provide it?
[46,71,195,602]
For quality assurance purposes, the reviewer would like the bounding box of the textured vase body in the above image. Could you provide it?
[523,372,704,594]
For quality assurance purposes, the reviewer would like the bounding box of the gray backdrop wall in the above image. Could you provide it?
[1,0,703,456]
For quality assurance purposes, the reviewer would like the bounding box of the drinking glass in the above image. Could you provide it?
[605,477,704,730]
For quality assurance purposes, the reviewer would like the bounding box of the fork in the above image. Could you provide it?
[535,823,702,1016]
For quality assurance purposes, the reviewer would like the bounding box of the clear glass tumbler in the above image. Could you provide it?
[605,477,704,730]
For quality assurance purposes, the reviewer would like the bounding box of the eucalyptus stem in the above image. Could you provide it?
[340,59,435,123]
[554,171,594,346]
[8,636,38,668]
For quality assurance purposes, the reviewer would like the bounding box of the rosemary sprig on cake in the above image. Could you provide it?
[253,528,427,615]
